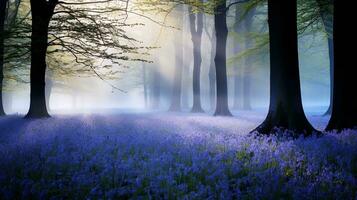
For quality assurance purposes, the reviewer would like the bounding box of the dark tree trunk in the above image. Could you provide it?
[326,1,357,131]
[188,6,204,113]
[253,0,316,136]
[208,30,216,111]
[0,0,7,116]
[242,8,256,111]
[169,6,184,112]
[26,0,57,118]
[213,2,232,116]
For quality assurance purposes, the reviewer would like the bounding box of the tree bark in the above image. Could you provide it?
[326,1,357,131]
[26,0,57,118]
[169,6,184,112]
[188,6,204,113]
[213,2,232,117]
[208,28,216,111]
[0,0,7,116]
[253,0,316,136]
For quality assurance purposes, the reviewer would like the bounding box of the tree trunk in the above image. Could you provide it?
[213,2,232,116]
[326,1,357,131]
[188,6,204,113]
[253,0,316,137]
[0,0,7,116]
[169,6,184,112]
[26,0,57,118]
[208,29,216,111]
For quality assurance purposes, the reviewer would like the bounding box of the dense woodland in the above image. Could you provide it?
[1,0,355,136]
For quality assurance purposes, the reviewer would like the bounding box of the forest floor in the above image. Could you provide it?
[0,111,356,199]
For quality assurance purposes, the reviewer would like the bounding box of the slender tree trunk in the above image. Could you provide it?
[0,0,7,116]
[213,2,232,116]
[208,28,216,111]
[26,0,57,118]
[326,1,357,131]
[253,0,316,136]
[242,8,256,110]
[169,6,184,112]
[188,6,204,113]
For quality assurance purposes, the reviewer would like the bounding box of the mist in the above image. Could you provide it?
[2,2,330,116]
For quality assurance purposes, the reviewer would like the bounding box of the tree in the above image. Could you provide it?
[326,0,357,131]
[253,0,316,137]
[206,20,216,111]
[169,5,184,112]
[23,0,146,118]
[26,0,58,118]
[213,1,232,116]
[188,4,204,113]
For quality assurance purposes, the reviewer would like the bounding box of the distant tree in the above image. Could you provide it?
[253,0,317,136]
[326,0,357,131]
[204,16,216,111]
[169,5,184,112]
